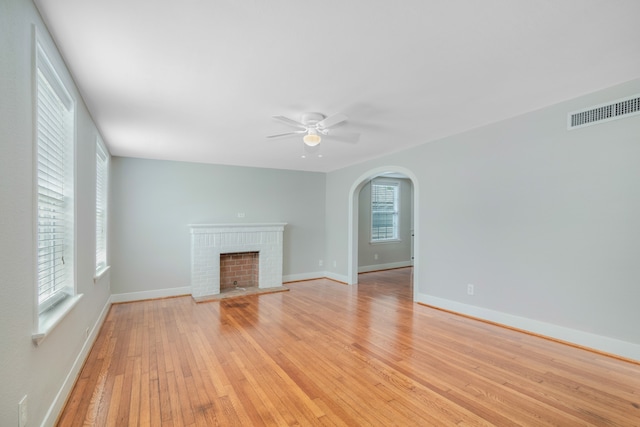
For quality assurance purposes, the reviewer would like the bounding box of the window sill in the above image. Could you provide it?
[94,265,111,284]
[370,239,402,245]
[32,293,83,346]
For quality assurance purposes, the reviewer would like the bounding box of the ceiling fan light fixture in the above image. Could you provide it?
[303,131,321,146]
[268,112,353,147]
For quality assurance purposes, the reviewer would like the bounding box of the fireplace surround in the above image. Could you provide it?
[189,223,286,299]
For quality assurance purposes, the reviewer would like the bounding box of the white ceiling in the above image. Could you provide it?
[35,0,640,172]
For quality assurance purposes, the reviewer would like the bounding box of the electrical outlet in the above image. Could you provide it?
[333,260,337,268]
[318,259,323,267]
[374,254,378,260]
[237,212,245,218]
[18,395,27,427]
[467,284,474,295]
[85,327,90,338]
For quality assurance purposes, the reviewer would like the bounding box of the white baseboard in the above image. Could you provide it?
[111,286,191,303]
[323,271,350,284]
[358,260,413,273]
[41,297,112,427]
[283,270,350,285]
[416,293,640,362]
[283,272,325,282]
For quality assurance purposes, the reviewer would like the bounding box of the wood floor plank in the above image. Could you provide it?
[148,378,162,426]
[57,268,640,426]
[138,370,150,427]
[105,374,123,426]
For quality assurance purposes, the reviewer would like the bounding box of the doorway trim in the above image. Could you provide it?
[347,166,419,299]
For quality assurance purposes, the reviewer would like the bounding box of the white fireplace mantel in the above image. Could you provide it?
[189,223,287,234]
[189,223,286,298]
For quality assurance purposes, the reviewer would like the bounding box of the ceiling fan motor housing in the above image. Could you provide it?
[301,112,326,126]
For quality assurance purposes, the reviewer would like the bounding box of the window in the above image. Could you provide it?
[35,40,75,313]
[95,137,109,274]
[371,180,400,242]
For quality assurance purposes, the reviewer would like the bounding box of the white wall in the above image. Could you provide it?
[358,178,413,272]
[326,79,640,360]
[110,157,326,298]
[0,1,112,425]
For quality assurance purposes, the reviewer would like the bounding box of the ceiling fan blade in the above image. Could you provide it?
[272,115,307,130]
[327,129,360,143]
[317,113,348,129]
[267,130,306,139]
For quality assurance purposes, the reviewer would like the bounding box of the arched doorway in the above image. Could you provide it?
[347,166,419,300]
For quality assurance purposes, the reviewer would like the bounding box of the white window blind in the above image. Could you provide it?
[36,43,75,312]
[371,181,399,241]
[95,138,108,272]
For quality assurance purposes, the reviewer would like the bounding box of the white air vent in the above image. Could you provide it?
[568,94,640,129]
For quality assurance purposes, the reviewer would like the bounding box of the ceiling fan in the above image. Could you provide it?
[267,112,360,146]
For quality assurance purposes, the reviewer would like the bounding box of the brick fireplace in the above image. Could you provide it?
[189,223,286,300]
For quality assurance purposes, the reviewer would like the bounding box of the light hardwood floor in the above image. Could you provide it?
[58,268,640,426]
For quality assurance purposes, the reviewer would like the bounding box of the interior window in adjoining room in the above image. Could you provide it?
[371,180,399,242]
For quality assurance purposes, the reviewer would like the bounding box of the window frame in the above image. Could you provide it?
[370,179,401,243]
[32,29,81,344]
[95,136,109,279]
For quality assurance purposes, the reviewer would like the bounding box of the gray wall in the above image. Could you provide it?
[358,178,413,271]
[2,2,639,424]
[0,1,112,425]
[110,157,326,295]
[325,79,640,359]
